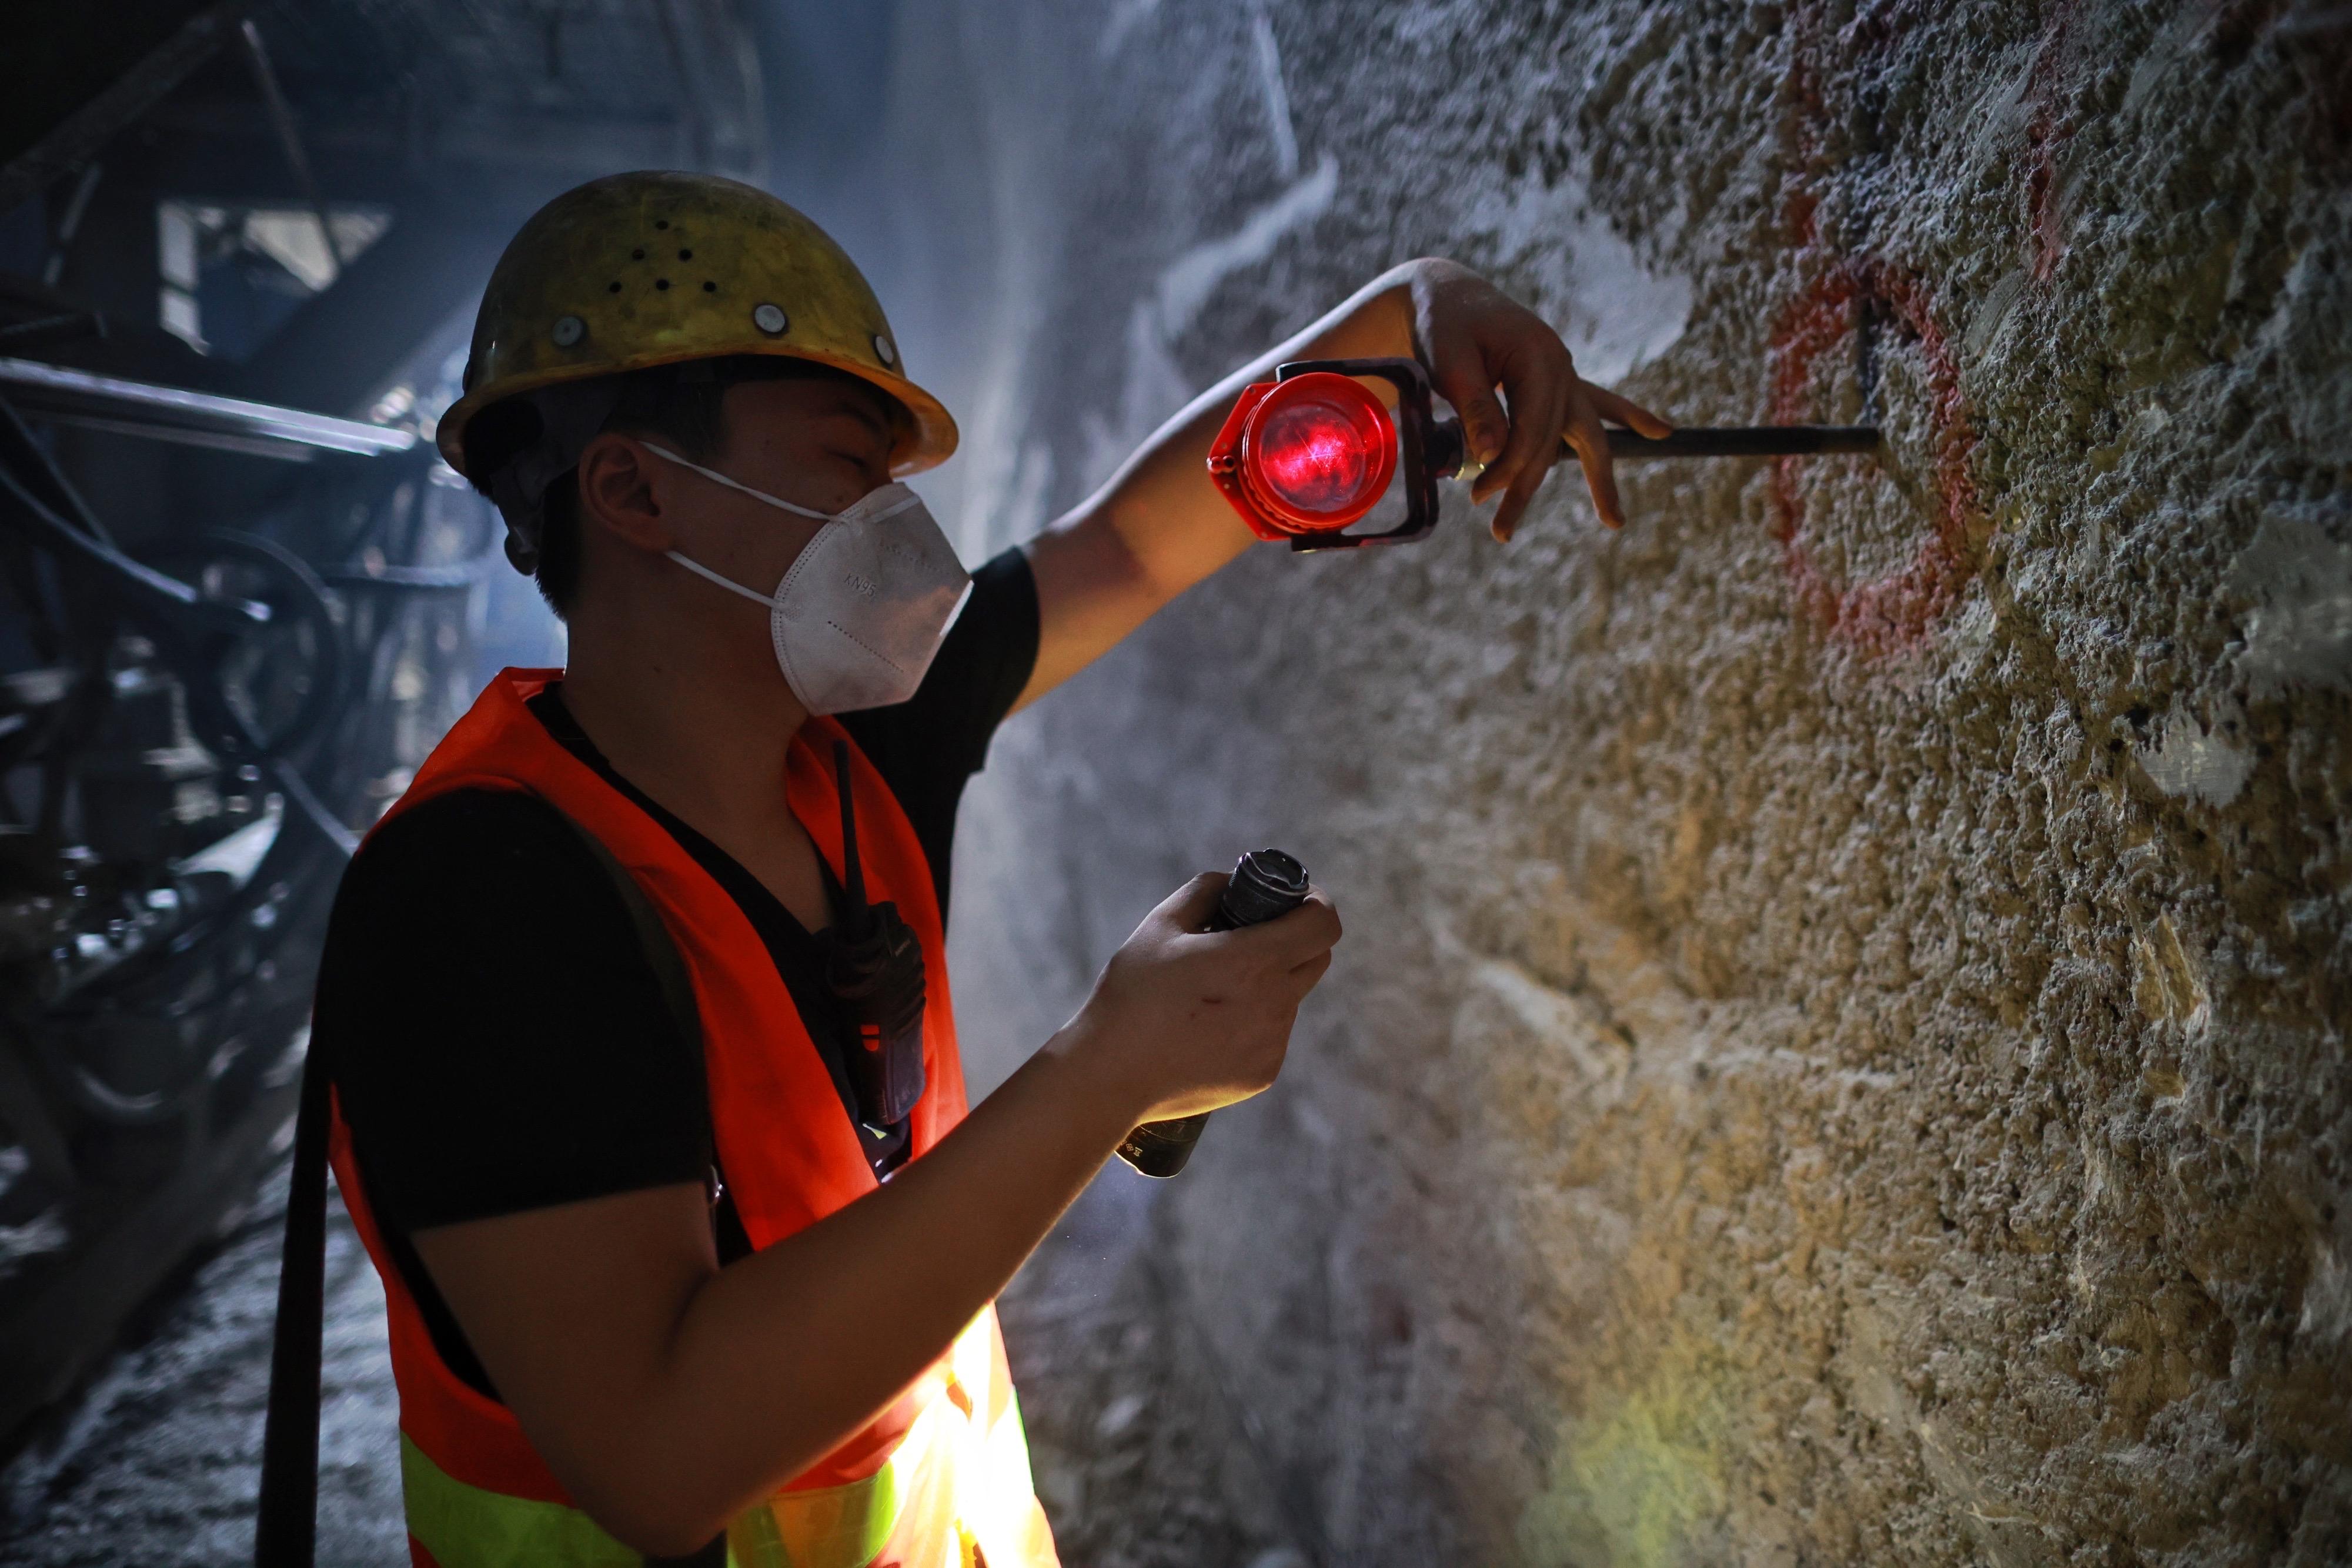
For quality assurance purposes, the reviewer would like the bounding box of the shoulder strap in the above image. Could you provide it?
[253,1034,330,1568]
[560,813,706,1061]
[555,819,727,1568]
[254,806,710,1568]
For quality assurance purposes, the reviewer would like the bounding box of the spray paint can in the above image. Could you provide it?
[1114,848,1311,1179]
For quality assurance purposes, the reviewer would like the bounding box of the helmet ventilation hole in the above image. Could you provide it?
[444,176,957,480]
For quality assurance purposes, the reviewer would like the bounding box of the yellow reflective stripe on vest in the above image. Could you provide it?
[404,1423,925,1568]
[400,1434,643,1568]
[726,1402,931,1568]
[399,1312,1039,1568]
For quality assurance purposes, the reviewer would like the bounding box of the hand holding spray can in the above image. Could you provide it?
[1114,848,1311,1179]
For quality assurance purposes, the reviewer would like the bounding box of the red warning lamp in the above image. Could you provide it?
[1209,357,1449,551]
[1209,372,1396,541]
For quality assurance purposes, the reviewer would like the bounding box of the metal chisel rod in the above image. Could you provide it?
[1599,424,1879,459]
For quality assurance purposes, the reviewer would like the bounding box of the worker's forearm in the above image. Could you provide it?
[626,1025,1135,1546]
[1112,259,1414,519]
[1018,263,1424,700]
[420,877,1325,1557]
[1091,263,1415,553]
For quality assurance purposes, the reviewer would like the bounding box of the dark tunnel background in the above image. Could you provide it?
[3,2,2349,1565]
[0,4,896,1561]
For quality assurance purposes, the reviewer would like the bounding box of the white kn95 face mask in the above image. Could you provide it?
[644,444,973,716]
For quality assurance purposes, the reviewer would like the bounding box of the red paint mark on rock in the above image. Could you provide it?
[1778,0,1932,248]
[1779,1,1829,248]
[2021,1,2318,279]
[2022,4,2078,280]
[2020,0,2096,281]
[2022,117,2066,280]
[1769,263,1980,656]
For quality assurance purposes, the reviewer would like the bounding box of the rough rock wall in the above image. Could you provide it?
[861,2,2350,1562]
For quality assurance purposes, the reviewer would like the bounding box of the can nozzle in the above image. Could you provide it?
[1115,849,1311,1179]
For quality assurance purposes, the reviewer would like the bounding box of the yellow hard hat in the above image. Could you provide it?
[437,171,957,479]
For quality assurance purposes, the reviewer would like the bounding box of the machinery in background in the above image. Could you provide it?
[0,364,501,1446]
[0,0,773,1460]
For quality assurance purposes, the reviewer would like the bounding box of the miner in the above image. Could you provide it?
[307,170,1663,1564]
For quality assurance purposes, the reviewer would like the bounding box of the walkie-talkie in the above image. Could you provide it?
[822,740,928,1129]
[1115,848,1311,1179]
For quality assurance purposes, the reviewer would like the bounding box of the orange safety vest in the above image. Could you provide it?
[326,670,1060,1568]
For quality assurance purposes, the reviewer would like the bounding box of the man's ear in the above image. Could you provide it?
[575,433,676,553]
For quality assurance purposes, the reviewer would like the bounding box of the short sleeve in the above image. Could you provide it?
[840,546,1040,915]
[316,788,713,1233]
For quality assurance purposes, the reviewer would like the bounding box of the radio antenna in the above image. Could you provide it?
[833,741,873,939]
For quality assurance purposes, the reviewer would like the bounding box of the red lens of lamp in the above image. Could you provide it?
[1240,373,1397,533]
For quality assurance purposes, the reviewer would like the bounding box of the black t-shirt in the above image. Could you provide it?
[316,547,1038,1400]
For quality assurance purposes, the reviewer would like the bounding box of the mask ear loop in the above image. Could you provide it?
[665,550,774,607]
[640,443,834,521]
[644,442,841,604]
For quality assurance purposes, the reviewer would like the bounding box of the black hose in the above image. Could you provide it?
[0,392,114,544]
[17,523,360,1032]
[149,530,347,766]
[46,1024,213,1125]
[317,549,502,591]
[266,755,358,858]
[0,457,266,632]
